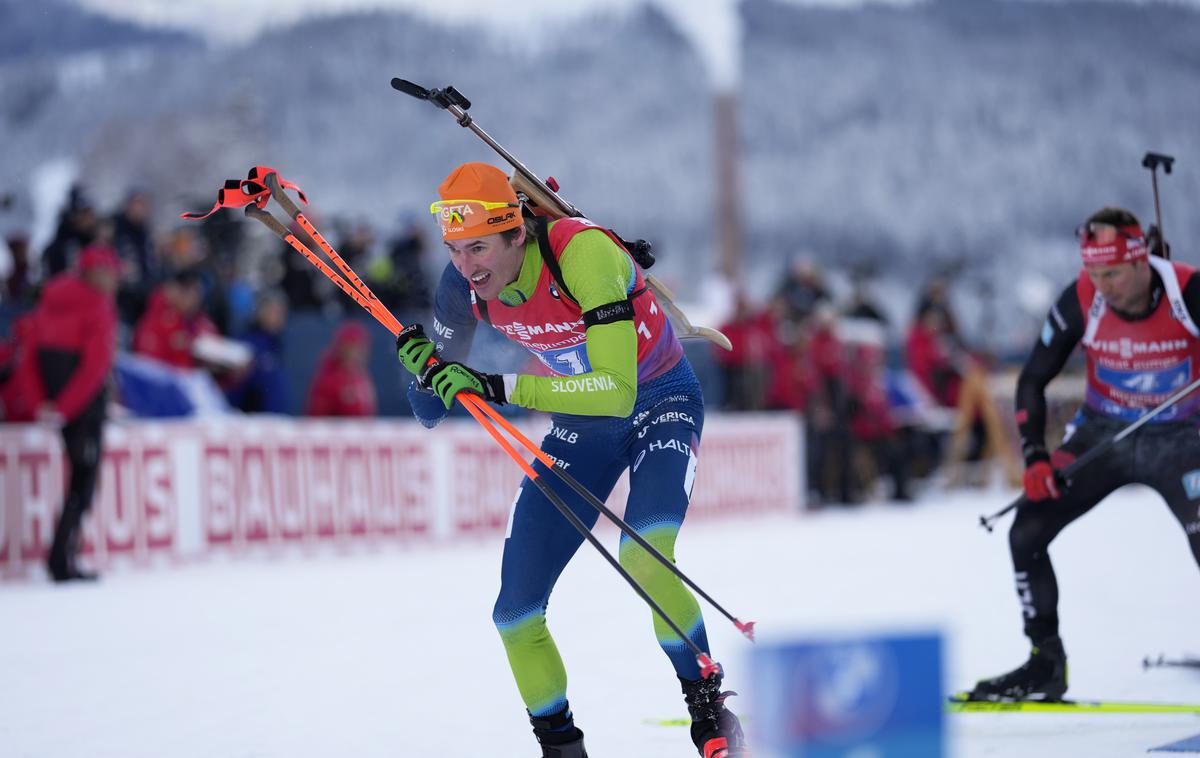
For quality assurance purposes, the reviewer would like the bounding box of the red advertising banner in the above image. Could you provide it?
[0,413,800,580]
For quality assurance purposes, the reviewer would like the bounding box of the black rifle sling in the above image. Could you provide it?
[534,217,577,304]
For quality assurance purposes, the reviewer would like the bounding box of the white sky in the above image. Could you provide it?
[73,0,1200,87]
[71,0,920,86]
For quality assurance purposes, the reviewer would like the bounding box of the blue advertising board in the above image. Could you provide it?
[750,632,944,758]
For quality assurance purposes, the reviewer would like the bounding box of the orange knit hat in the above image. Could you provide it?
[432,162,522,240]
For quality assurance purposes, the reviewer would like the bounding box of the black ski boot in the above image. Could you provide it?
[681,673,747,758]
[47,516,99,583]
[968,636,1068,702]
[529,703,588,758]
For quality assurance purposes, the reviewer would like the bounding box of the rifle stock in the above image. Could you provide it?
[509,171,574,219]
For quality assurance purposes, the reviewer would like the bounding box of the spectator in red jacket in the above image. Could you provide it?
[25,245,119,581]
[846,342,912,501]
[133,269,218,369]
[765,342,817,411]
[906,306,963,408]
[306,321,377,417]
[906,294,986,468]
[714,292,783,410]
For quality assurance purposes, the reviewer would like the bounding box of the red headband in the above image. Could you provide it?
[1080,224,1146,268]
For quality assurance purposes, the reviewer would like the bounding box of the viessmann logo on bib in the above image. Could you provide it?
[496,320,583,342]
[1088,338,1190,359]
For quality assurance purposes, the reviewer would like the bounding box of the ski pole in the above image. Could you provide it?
[214,168,752,660]
[979,373,1200,532]
[256,167,755,642]
[1141,151,1175,260]
[1143,654,1200,671]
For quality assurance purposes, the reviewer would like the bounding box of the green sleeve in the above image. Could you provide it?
[510,228,638,416]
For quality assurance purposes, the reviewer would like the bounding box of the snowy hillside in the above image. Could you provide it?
[740,0,1200,282]
[1,0,1198,289]
[0,0,198,62]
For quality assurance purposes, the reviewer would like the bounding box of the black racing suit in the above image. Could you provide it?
[1012,270,1200,644]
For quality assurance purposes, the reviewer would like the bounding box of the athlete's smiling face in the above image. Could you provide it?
[445,227,527,301]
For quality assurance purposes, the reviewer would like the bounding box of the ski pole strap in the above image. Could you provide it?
[180,166,308,220]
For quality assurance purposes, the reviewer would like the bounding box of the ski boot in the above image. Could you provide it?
[530,703,588,758]
[681,673,748,758]
[968,636,1068,702]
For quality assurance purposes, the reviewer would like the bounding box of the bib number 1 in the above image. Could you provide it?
[558,349,586,374]
[540,345,591,376]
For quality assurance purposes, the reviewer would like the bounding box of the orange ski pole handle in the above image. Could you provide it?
[243,207,536,478]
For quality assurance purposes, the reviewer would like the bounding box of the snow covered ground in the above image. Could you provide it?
[1,486,1198,757]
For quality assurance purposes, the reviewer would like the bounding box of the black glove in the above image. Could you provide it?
[418,359,507,409]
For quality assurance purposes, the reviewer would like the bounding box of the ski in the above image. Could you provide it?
[645,716,755,729]
[947,694,1200,714]
[1144,654,1200,671]
[643,718,691,727]
[655,697,1200,722]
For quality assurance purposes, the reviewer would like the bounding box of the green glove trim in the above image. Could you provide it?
[425,362,485,409]
[398,337,436,377]
[396,323,438,377]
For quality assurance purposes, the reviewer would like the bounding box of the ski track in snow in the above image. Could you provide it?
[1,486,1198,757]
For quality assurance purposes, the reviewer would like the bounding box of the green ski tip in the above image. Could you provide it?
[645,716,753,727]
[643,717,692,727]
[947,693,1200,714]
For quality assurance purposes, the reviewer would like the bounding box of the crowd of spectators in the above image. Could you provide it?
[714,259,984,506]
[2,184,996,504]
[0,183,433,420]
